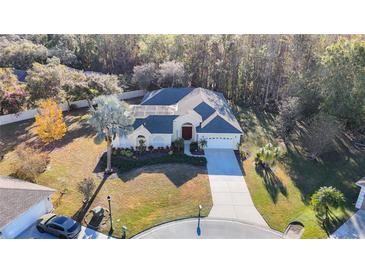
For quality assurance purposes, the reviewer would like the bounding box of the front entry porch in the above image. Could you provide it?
[182,124,193,140]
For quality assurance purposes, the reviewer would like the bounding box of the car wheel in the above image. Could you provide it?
[59,235,67,239]
[37,226,45,233]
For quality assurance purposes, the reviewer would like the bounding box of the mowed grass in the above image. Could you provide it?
[0,109,212,238]
[235,105,361,238]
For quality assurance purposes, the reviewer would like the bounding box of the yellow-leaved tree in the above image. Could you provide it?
[35,99,67,143]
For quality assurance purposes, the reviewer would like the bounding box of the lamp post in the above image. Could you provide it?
[107,195,113,234]
[121,225,128,239]
[198,204,202,218]
[197,204,202,237]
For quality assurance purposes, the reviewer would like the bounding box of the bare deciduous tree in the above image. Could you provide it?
[276,96,302,142]
[132,63,156,90]
[77,178,96,202]
[302,113,341,160]
[158,60,186,87]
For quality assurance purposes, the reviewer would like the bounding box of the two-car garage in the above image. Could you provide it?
[197,134,241,149]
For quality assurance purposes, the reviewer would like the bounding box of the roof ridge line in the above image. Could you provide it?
[0,186,55,192]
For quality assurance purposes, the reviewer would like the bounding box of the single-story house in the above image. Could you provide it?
[0,176,55,239]
[355,177,365,210]
[113,87,243,150]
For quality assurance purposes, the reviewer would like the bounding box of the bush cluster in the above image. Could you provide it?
[12,145,50,182]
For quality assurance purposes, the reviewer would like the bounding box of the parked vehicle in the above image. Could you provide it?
[36,213,81,239]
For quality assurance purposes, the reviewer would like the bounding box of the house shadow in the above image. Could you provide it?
[256,165,288,203]
[93,153,206,187]
[118,164,206,187]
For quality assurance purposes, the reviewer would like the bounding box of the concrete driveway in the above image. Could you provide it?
[204,149,268,227]
[16,222,111,239]
[331,210,365,239]
[133,218,282,239]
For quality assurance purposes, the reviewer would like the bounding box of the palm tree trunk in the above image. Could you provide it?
[106,138,112,173]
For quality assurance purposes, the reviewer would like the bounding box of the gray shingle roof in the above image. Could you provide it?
[0,176,55,228]
[197,115,242,134]
[141,88,194,105]
[133,115,178,134]
[194,102,216,121]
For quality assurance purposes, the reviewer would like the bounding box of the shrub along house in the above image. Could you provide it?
[113,87,243,150]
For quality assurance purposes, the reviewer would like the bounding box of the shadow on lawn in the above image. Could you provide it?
[118,164,205,187]
[0,119,36,156]
[281,136,362,206]
[38,110,95,152]
[256,165,287,203]
[93,152,206,187]
[318,209,350,236]
[73,173,110,222]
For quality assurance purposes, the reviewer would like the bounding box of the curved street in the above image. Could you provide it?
[133,218,282,239]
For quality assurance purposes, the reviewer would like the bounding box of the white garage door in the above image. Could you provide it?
[206,137,235,149]
[1,199,51,239]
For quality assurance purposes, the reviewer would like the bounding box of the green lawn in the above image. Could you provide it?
[235,105,361,238]
[0,109,212,238]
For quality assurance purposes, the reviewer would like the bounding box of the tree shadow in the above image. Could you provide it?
[320,209,350,236]
[38,109,95,152]
[256,165,287,203]
[72,173,110,222]
[0,119,37,156]
[282,135,362,207]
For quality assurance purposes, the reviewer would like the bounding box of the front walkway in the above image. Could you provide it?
[204,149,268,227]
[331,210,365,239]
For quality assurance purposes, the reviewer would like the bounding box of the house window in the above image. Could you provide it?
[136,135,146,146]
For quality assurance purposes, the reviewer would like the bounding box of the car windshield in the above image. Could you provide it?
[68,222,79,232]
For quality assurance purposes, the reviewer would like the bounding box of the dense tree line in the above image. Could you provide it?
[1,34,365,135]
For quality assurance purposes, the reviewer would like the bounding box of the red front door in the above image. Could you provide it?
[182,126,192,140]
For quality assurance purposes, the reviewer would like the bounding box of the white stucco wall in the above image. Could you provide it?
[150,134,172,148]
[172,111,202,141]
[112,126,172,149]
[0,197,53,239]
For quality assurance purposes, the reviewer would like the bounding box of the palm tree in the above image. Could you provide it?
[255,143,280,168]
[88,95,135,173]
[311,186,345,223]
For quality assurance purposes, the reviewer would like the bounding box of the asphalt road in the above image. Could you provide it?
[133,218,282,239]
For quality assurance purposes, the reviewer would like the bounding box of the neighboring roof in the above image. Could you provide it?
[197,115,242,134]
[0,176,55,228]
[13,69,27,82]
[141,87,194,105]
[133,115,178,134]
[356,177,365,187]
[193,102,216,121]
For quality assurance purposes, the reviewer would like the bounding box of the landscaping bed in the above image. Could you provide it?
[189,141,205,155]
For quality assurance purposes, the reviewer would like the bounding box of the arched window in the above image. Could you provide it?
[136,135,146,147]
